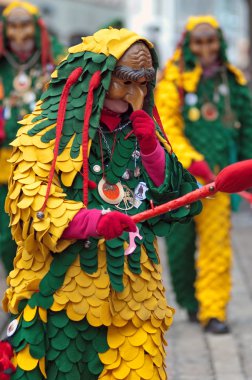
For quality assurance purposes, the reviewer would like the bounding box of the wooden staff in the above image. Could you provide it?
[132,160,252,224]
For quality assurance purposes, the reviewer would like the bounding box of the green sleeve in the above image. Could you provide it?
[236,84,252,161]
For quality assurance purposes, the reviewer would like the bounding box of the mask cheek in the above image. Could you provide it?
[107,81,126,100]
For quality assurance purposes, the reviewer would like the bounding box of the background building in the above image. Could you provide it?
[23,0,250,69]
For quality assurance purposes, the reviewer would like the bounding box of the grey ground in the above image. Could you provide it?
[0,206,252,379]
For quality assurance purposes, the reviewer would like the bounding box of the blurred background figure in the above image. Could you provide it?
[155,15,252,334]
[0,1,65,274]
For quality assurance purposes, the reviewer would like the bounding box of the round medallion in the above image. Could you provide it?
[13,72,32,93]
[201,102,218,121]
[115,184,135,211]
[188,107,201,122]
[7,319,18,337]
[185,93,198,106]
[218,83,229,96]
[93,164,101,173]
[23,91,36,104]
[98,178,124,204]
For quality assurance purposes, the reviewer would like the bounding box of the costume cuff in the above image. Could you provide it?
[62,209,102,239]
[141,142,165,186]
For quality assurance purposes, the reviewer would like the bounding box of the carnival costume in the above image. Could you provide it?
[155,15,252,331]
[0,1,65,273]
[1,28,202,379]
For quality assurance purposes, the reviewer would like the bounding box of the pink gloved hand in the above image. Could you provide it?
[130,110,157,154]
[0,341,16,379]
[188,160,215,183]
[97,211,137,240]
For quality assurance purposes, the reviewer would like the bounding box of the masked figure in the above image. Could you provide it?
[1,28,201,379]
[155,15,252,333]
[0,1,65,274]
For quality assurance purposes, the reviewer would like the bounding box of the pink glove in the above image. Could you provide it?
[130,110,157,154]
[97,211,136,240]
[188,160,215,183]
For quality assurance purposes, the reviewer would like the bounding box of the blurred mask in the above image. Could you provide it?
[6,7,35,55]
[104,42,155,113]
[189,23,220,67]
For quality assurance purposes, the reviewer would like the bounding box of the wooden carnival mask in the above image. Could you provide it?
[104,42,155,113]
[189,23,220,67]
[6,7,35,55]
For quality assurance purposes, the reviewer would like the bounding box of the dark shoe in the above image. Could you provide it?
[187,311,199,323]
[204,318,230,334]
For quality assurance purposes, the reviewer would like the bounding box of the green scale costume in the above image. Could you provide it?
[0,1,65,273]
[3,28,201,379]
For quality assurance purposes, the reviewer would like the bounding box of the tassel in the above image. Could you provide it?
[37,17,53,72]
[82,71,101,206]
[39,67,83,216]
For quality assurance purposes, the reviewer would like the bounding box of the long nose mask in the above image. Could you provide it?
[124,83,147,111]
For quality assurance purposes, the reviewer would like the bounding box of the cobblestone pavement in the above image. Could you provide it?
[0,209,252,379]
[161,208,252,380]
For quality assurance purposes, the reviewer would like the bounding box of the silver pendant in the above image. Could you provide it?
[218,83,229,96]
[134,167,141,177]
[122,169,132,180]
[185,93,198,106]
[132,150,140,160]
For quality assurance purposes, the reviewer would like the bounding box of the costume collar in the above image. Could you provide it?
[100,107,122,131]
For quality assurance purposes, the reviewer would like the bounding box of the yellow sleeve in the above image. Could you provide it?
[5,123,84,254]
[155,69,204,168]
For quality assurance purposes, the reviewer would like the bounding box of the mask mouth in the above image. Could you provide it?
[9,39,35,54]
[103,98,129,114]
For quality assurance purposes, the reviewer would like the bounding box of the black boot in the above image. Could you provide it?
[187,311,199,323]
[204,318,230,334]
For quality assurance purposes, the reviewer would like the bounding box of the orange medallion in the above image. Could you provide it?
[98,178,125,204]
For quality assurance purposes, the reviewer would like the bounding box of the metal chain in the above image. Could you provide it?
[4,50,41,71]
[98,127,113,156]
[99,120,131,134]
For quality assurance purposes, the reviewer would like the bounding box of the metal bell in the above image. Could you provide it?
[37,211,45,219]
[84,240,91,249]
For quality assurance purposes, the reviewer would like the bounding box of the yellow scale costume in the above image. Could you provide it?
[2,28,202,379]
[0,1,66,273]
[155,16,252,326]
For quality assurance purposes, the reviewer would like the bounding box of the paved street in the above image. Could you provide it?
[161,207,252,380]
[0,207,252,379]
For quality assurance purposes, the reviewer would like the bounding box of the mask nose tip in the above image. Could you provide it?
[125,92,145,111]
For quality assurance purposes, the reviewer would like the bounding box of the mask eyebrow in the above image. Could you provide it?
[113,65,155,82]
